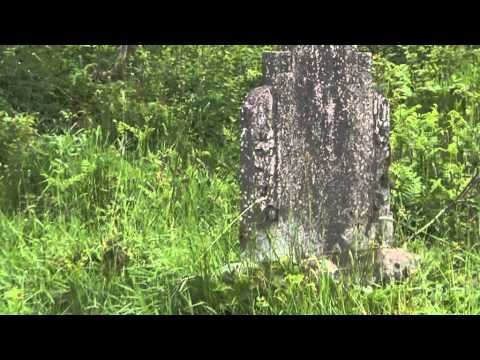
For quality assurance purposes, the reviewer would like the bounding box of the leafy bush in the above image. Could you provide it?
[0,45,271,167]
[371,46,480,243]
[0,111,40,209]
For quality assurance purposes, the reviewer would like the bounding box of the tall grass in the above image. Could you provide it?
[0,124,479,314]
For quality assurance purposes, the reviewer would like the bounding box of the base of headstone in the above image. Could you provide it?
[218,255,340,284]
[219,246,419,286]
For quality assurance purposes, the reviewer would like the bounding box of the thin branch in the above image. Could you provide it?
[111,45,137,80]
[407,169,480,242]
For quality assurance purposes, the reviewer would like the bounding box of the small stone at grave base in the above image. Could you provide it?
[300,256,339,281]
[375,247,420,282]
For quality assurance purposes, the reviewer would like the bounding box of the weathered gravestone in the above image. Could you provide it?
[239,45,418,279]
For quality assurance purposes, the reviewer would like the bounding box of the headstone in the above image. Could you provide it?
[240,45,394,262]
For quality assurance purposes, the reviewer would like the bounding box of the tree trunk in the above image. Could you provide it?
[111,45,137,80]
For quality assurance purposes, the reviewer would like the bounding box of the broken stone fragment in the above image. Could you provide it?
[375,247,420,282]
[300,256,339,281]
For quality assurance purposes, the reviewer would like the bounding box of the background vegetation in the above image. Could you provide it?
[0,45,479,314]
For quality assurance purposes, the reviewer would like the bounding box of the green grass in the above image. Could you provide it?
[0,128,479,315]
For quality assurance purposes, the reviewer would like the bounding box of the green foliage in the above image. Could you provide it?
[0,45,271,168]
[371,46,480,244]
[0,45,479,314]
[0,111,40,209]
